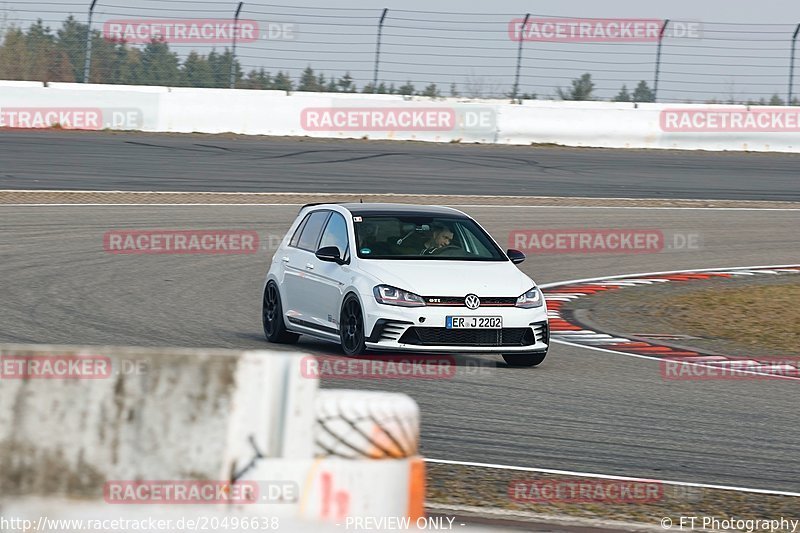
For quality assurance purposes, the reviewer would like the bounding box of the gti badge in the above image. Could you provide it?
[464,294,481,310]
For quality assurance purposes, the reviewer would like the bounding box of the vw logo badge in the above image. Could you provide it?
[464,294,481,310]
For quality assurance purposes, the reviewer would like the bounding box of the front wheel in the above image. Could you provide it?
[340,294,367,356]
[262,282,300,344]
[502,351,547,367]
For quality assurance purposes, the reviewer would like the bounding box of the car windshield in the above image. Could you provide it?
[353,215,507,261]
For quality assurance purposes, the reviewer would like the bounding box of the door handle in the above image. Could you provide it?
[282,257,290,263]
[305,263,315,270]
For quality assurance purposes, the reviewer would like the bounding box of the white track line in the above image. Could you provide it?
[425,459,800,498]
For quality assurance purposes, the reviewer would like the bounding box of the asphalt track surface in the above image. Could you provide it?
[2,203,799,493]
[2,131,800,201]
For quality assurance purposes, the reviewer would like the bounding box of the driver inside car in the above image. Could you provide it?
[420,224,454,255]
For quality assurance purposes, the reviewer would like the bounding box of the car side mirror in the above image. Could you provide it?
[507,249,526,264]
[316,246,344,264]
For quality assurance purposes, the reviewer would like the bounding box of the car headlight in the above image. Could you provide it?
[373,285,426,307]
[516,287,543,308]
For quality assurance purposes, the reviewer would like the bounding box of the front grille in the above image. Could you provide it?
[399,327,536,347]
[424,296,518,307]
[481,297,518,306]
[424,297,464,306]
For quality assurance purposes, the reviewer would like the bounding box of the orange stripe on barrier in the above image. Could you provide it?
[408,457,426,521]
[371,424,405,458]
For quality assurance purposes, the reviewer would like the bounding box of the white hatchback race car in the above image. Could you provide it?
[262,203,549,366]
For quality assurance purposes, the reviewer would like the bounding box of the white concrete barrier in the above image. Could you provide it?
[0,81,45,88]
[0,345,425,526]
[1,81,799,152]
[240,457,425,522]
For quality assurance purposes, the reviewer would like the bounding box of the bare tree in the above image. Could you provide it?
[0,3,16,42]
[463,69,505,98]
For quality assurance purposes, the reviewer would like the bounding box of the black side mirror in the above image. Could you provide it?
[507,249,526,264]
[316,246,344,264]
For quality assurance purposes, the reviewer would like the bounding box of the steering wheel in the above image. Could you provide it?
[431,245,462,255]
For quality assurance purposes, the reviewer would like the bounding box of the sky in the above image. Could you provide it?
[4,0,800,102]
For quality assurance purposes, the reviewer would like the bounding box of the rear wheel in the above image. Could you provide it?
[262,282,299,344]
[502,351,547,367]
[340,295,367,356]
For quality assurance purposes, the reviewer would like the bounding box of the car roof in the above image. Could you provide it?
[302,203,469,218]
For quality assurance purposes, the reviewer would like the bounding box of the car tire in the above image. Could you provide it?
[340,294,367,356]
[262,282,300,344]
[502,351,547,367]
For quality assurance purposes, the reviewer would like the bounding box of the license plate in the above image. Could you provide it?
[446,316,503,329]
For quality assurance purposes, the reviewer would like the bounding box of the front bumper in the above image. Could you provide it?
[362,303,549,353]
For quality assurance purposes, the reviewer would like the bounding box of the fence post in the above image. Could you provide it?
[789,23,800,104]
[511,13,530,101]
[82,0,98,83]
[372,8,388,93]
[230,2,244,89]
[653,19,669,103]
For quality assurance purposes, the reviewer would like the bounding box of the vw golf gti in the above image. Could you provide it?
[262,203,549,366]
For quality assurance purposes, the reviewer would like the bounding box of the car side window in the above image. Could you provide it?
[319,212,350,256]
[289,214,310,248]
[296,210,330,252]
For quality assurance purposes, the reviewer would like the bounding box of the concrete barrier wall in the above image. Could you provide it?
[1,81,799,152]
[0,345,249,495]
[0,345,424,525]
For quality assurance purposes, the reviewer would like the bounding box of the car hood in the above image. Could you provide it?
[356,259,534,297]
